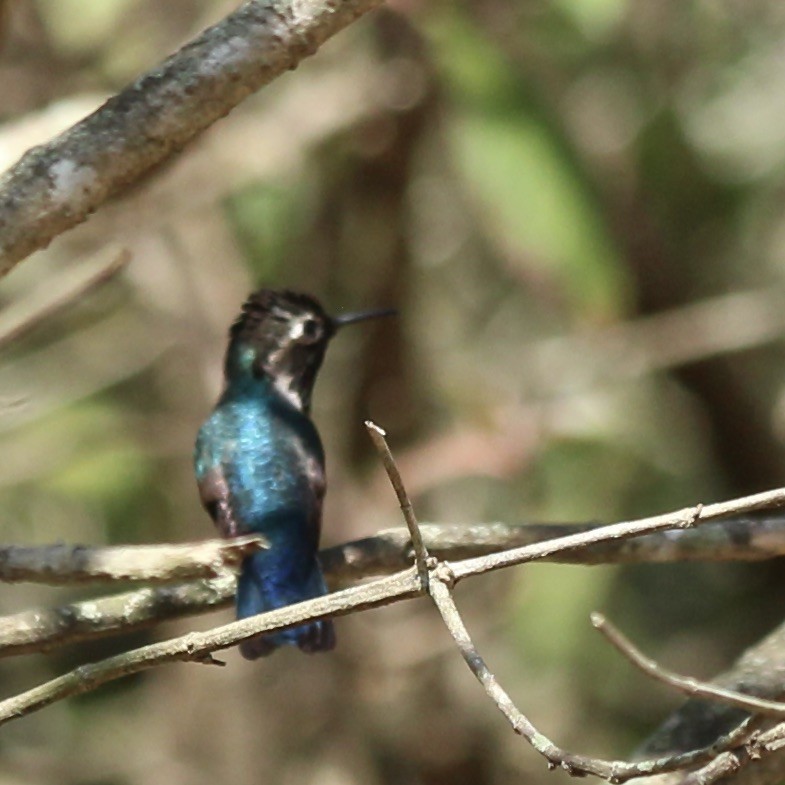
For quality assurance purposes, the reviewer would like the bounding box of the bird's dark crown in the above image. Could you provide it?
[224,289,336,412]
[229,290,333,345]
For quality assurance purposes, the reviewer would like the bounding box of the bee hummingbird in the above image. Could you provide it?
[194,289,394,659]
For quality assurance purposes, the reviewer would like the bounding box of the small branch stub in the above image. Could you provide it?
[365,420,430,586]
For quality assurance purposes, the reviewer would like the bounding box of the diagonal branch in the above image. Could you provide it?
[0,0,384,275]
[320,514,785,582]
[0,569,422,726]
[448,489,785,582]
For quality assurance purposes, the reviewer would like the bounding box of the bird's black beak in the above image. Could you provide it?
[331,307,397,329]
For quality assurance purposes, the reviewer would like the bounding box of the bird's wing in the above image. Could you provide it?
[197,464,239,539]
[303,450,326,550]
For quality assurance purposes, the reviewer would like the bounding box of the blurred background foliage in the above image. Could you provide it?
[2,0,785,783]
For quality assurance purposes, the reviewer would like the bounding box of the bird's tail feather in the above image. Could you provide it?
[236,552,335,659]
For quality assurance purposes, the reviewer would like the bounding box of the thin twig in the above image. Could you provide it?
[0,0,384,275]
[449,488,785,582]
[592,613,785,718]
[426,568,753,781]
[0,568,422,726]
[365,420,430,584]
[320,514,785,583]
[0,534,266,584]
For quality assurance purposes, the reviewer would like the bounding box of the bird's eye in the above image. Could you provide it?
[301,318,321,342]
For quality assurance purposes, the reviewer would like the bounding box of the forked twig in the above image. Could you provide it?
[363,424,762,782]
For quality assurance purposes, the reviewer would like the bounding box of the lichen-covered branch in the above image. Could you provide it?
[0,0,384,275]
[0,575,235,657]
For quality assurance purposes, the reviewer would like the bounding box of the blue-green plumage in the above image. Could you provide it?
[194,289,392,659]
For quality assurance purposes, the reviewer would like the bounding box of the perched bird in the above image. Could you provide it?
[194,289,393,659]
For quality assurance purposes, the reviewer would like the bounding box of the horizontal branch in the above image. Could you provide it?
[0,535,265,584]
[8,512,785,587]
[448,487,785,582]
[3,485,785,727]
[320,514,785,582]
[0,0,383,275]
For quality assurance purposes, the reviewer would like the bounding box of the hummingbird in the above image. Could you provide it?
[194,289,394,659]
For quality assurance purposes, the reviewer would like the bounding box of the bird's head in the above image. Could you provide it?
[225,289,394,411]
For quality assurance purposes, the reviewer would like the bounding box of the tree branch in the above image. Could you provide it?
[426,564,754,782]
[445,490,785,582]
[12,513,785,589]
[4,509,785,657]
[0,569,422,726]
[0,534,265,584]
[320,514,785,582]
[0,576,236,657]
[0,0,384,275]
[2,456,785,782]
